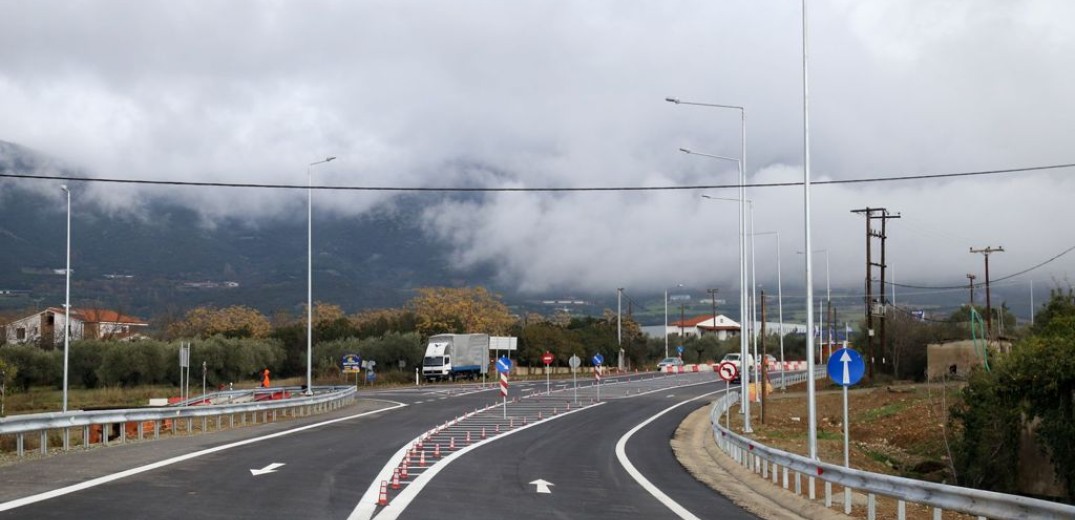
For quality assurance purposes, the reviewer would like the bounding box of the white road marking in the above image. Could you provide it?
[615,389,723,520]
[0,401,407,513]
[250,462,286,476]
[529,479,555,494]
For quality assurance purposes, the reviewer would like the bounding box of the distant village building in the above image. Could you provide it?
[668,315,742,340]
[3,307,149,347]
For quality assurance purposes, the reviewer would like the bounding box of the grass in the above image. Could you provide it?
[860,402,910,422]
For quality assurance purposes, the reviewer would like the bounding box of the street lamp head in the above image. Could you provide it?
[325,156,336,162]
[678,148,692,154]
[60,185,69,193]
[665,97,680,104]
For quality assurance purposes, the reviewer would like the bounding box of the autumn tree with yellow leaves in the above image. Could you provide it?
[168,305,272,339]
[408,287,515,335]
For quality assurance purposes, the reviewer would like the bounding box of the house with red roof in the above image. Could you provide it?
[669,314,741,341]
[3,307,149,347]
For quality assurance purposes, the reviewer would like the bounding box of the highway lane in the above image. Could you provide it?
[0,388,508,520]
[391,380,757,520]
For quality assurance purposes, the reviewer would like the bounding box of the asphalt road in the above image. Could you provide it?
[0,374,758,519]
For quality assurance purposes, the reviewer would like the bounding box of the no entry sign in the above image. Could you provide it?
[542,352,554,365]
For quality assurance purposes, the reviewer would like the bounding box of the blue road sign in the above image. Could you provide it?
[341,353,362,369]
[496,356,512,374]
[676,345,684,355]
[827,348,865,387]
[592,353,604,366]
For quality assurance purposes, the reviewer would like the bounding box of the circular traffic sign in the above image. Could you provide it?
[568,354,581,370]
[496,356,513,374]
[717,361,738,382]
[592,353,604,366]
[827,347,865,387]
[542,352,554,365]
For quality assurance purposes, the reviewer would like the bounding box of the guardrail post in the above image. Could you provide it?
[795,472,801,495]
[17,433,24,457]
[845,487,852,514]
[868,493,876,520]
[137,421,144,440]
[63,427,70,450]
[120,423,127,444]
[202,417,207,432]
[897,500,906,520]
[40,430,47,455]
[83,425,90,448]
[216,415,222,430]
[154,420,160,440]
[825,481,832,507]
[932,508,941,520]
[782,467,789,490]
[771,462,778,484]
[809,477,816,500]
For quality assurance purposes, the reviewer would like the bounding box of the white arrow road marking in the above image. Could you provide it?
[840,350,852,385]
[250,463,285,476]
[529,479,554,494]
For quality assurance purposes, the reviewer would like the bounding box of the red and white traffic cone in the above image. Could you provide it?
[401,460,409,480]
[481,427,486,439]
[419,449,426,467]
[538,411,542,419]
[553,408,557,415]
[449,437,456,449]
[434,443,441,458]
[391,468,400,490]
[495,423,500,433]
[378,481,389,506]
[465,431,471,444]
[509,417,514,428]
[523,416,528,424]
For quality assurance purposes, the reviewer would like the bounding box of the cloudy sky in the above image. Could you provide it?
[2,1,1074,305]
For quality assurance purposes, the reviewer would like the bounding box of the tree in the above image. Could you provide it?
[408,287,515,335]
[168,305,272,339]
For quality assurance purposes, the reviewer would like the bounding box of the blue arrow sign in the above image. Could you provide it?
[827,348,865,387]
[496,356,512,374]
[592,353,604,366]
[676,345,684,355]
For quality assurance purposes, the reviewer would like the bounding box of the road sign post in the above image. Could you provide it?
[592,353,604,402]
[568,354,581,405]
[496,356,512,419]
[542,351,554,395]
[827,347,865,514]
[717,361,739,430]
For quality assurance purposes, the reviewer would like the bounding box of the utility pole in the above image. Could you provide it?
[966,274,977,307]
[617,288,624,371]
[970,246,1005,337]
[850,207,900,382]
[707,288,719,339]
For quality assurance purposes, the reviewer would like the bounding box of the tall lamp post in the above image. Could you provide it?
[754,231,784,389]
[664,283,683,358]
[798,249,830,360]
[307,156,336,395]
[61,185,72,413]
[667,97,749,433]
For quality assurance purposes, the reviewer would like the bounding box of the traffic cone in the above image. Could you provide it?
[401,460,409,479]
[419,449,426,467]
[378,481,389,506]
[553,408,557,415]
[538,411,542,419]
[391,468,400,490]
[495,423,500,433]
[481,427,486,439]
[450,437,456,449]
[523,416,528,424]
[509,417,514,428]
[465,431,471,444]
[434,443,441,458]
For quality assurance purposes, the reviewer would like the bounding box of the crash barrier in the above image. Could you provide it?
[708,384,1075,520]
[661,360,810,374]
[0,386,357,458]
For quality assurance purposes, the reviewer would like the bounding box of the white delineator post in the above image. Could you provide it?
[500,371,508,419]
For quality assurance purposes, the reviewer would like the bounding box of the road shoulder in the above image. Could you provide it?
[672,406,850,520]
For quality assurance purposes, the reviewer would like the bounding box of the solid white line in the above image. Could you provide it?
[614,389,724,520]
[0,401,407,513]
[355,402,606,520]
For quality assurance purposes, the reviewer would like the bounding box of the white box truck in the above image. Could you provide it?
[422,334,490,382]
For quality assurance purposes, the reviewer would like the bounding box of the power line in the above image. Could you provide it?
[1,161,1073,192]
[885,244,1075,290]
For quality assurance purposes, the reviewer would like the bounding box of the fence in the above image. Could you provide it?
[0,386,356,457]
[708,386,1075,519]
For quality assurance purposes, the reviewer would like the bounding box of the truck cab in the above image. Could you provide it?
[422,340,452,380]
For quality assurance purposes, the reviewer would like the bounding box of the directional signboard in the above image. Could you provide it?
[341,353,362,373]
[494,356,511,373]
[592,353,604,366]
[542,352,554,366]
[827,347,865,387]
[717,361,738,382]
[676,345,684,356]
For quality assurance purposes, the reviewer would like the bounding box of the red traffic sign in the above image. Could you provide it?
[717,361,738,382]
[542,352,554,366]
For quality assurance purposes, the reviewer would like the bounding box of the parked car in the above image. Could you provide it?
[656,357,684,370]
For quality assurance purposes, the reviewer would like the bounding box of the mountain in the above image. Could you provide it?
[0,142,503,320]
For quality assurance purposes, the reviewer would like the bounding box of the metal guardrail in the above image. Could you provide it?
[0,386,357,457]
[709,375,1075,520]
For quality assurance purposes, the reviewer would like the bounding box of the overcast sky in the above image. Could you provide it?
[2,1,1074,304]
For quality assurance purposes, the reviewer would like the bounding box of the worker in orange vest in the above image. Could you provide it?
[261,368,271,388]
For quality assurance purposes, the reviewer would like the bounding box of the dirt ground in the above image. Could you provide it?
[737,379,963,483]
[675,378,974,520]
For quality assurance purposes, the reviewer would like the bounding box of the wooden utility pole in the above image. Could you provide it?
[850,207,900,382]
[760,289,767,424]
[966,274,977,307]
[970,246,1005,337]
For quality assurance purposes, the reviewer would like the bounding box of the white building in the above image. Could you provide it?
[3,307,148,347]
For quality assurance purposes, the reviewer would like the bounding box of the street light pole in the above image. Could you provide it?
[668,97,749,433]
[802,0,819,463]
[307,156,336,395]
[61,185,71,413]
[663,284,683,359]
[754,231,785,389]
